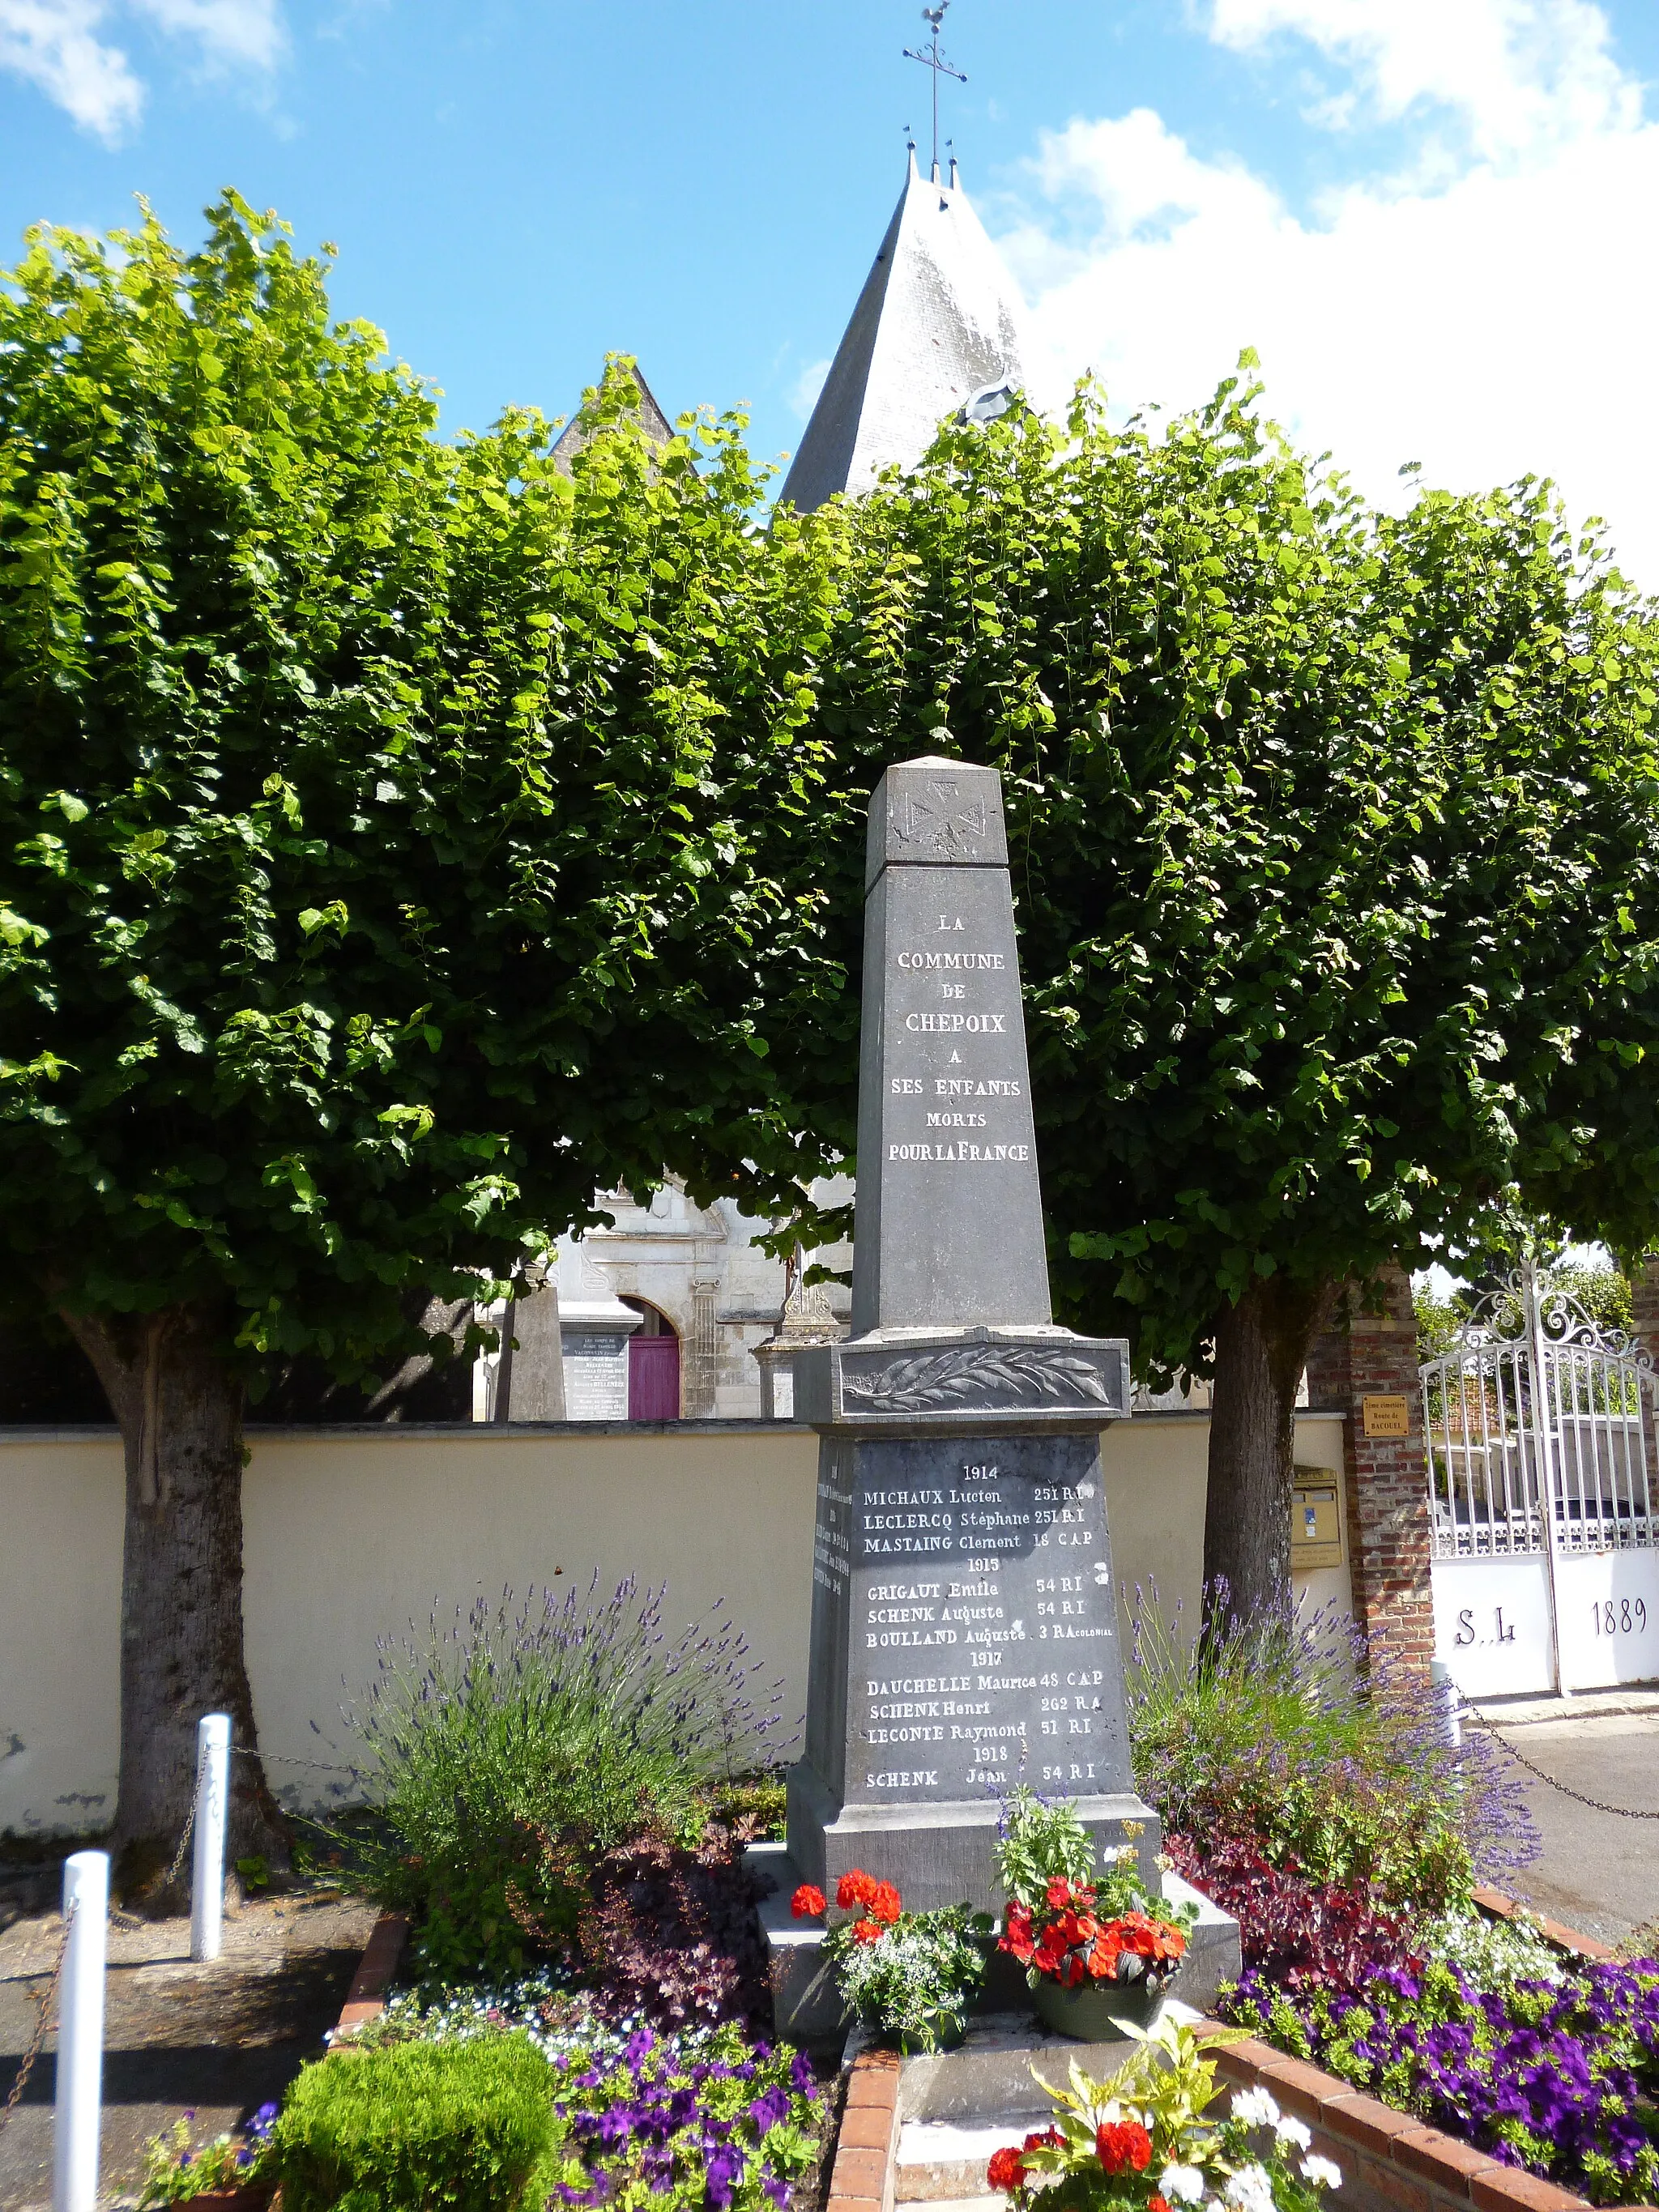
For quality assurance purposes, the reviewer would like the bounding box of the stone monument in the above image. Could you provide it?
[787,757,1159,1912]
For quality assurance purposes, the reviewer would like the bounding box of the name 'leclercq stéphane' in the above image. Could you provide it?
[787,757,1158,1913]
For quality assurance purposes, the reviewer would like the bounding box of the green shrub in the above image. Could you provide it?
[273,2034,558,2212]
[347,1575,788,1983]
[1127,1596,1532,1907]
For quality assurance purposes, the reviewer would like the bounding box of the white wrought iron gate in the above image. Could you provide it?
[1421,1263,1659,1696]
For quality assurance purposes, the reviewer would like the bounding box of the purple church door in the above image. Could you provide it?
[628,1332,680,1421]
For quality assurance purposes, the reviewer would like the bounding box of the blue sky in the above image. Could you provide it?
[3,2,1658,573]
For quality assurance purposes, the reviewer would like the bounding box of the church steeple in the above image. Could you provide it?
[778,150,1030,514]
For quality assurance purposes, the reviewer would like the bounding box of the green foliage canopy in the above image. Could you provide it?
[768,370,1659,1375]
[0,196,840,1382]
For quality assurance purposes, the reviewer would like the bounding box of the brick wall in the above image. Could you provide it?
[1304,1264,1435,1677]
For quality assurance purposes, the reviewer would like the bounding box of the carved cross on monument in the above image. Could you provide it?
[788,757,1155,1914]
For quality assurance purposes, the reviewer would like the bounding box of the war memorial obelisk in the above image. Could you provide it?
[788,757,1160,1911]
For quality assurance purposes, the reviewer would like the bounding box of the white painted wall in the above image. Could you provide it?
[0,1411,1347,1836]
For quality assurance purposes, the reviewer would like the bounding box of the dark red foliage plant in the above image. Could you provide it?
[575,1820,776,2032]
[1164,1832,1420,1997]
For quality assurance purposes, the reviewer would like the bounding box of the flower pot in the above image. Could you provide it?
[886,2010,968,2056]
[1032,1972,1170,2041]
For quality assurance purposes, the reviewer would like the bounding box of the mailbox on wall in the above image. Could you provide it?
[1291,1469,1344,1571]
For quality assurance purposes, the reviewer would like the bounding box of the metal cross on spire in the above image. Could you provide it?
[904,2,966,182]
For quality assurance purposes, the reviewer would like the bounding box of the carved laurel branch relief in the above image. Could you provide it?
[841,1344,1112,1413]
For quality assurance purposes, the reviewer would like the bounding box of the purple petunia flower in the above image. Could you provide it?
[790,2052,816,2098]
[706,2143,746,2208]
[748,2086,791,2134]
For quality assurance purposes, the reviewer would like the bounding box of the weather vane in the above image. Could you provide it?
[904,3,966,183]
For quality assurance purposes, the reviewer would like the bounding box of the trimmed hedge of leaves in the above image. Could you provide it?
[272,2032,560,2212]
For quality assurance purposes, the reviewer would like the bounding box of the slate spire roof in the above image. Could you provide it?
[779,150,1029,514]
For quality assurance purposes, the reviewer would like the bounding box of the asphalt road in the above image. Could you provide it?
[1479,1710,1659,1948]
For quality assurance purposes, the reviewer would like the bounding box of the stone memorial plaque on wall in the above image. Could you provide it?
[806,1434,1131,1813]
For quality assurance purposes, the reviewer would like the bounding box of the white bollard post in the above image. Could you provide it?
[53,1850,107,2212]
[1431,1656,1463,1751]
[190,1713,232,1963]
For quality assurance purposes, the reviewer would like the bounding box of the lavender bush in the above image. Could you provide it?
[1128,1586,1537,1906]
[346,1575,791,1981]
[1225,1954,1659,2204]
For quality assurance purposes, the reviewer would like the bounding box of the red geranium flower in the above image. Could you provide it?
[1046,1877,1073,1908]
[1150,2195,1173,2212]
[791,1883,826,1919]
[837,1869,878,1912]
[1096,2121,1153,2176]
[1001,1900,1035,1965]
[871,1880,902,1925]
[1033,1926,1069,1977]
[1087,1929,1124,1980]
[1023,2129,1064,2152]
[987,2147,1026,2193]
[851,1917,885,1945]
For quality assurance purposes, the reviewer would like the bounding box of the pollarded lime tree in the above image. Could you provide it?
[0,197,841,1870]
[766,370,1659,1623]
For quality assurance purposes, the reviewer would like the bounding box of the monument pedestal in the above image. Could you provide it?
[786,1350,1160,1912]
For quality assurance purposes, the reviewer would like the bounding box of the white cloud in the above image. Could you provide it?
[1004,1,1659,582]
[0,1,141,139]
[0,0,283,138]
[789,356,832,422]
[1209,0,1636,160]
[133,0,284,74]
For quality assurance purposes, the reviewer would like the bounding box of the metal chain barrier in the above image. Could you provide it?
[0,1895,75,2134]
[1469,1706,1659,1821]
[108,1747,205,1930]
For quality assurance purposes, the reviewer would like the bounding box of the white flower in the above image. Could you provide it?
[1159,2164,1207,2205]
[1224,2163,1277,2212]
[1274,2116,1311,2150]
[1302,2156,1343,2192]
[1230,2087,1281,2129]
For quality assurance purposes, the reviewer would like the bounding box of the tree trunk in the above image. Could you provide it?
[1201,1272,1333,1633]
[58,1297,288,1886]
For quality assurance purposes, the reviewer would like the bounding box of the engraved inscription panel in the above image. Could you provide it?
[842,1434,1132,1807]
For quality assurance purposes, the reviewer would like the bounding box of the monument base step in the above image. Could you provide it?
[748,1843,1240,2051]
[898,2122,1050,2202]
[881,2003,1208,2201]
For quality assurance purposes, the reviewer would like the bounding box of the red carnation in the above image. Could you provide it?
[791,1883,826,1920]
[871,1880,902,1926]
[987,2146,1027,2193]
[851,1917,885,1945]
[837,1869,878,1911]
[1096,2121,1153,2176]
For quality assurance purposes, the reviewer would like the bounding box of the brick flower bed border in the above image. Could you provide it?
[185,1909,412,2210]
[821,1890,1649,2212]
[824,2047,902,2212]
